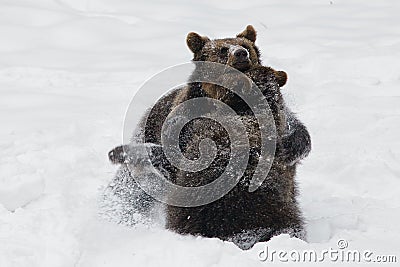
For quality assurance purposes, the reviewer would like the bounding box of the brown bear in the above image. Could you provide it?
[105,25,311,249]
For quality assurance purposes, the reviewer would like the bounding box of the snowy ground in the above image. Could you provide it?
[1,0,400,266]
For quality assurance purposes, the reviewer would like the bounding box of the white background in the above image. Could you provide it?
[0,0,399,266]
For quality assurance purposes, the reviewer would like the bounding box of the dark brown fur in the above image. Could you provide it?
[165,67,306,249]
[163,27,310,249]
[107,26,310,249]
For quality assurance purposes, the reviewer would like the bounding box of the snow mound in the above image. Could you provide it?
[0,171,44,211]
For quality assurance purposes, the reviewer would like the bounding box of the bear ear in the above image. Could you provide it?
[186,32,209,53]
[237,25,257,42]
[274,70,288,87]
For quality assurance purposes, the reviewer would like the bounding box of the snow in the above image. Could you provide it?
[1,0,400,266]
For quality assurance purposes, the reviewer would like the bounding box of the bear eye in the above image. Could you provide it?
[220,47,229,55]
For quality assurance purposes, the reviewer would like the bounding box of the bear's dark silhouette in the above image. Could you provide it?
[105,25,311,249]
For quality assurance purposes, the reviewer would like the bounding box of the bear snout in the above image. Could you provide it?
[233,48,248,62]
[228,46,251,71]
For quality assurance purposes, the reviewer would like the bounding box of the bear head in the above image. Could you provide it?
[186,25,261,71]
